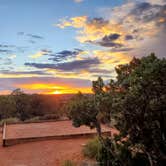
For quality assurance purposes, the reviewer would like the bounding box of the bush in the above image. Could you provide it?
[62,160,76,166]
[0,117,20,125]
[97,137,119,166]
[83,137,117,165]
[39,114,59,120]
[24,116,40,123]
[83,137,101,159]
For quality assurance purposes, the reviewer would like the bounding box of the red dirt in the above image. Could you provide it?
[5,120,110,139]
[0,121,118,165]
[0,133,90,166]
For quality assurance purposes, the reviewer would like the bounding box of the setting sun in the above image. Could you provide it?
[52,90,62,95]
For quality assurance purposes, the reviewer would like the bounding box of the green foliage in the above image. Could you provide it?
[0,95,16,119]
[112,53,166,165]
[68,53,166,165]
[97,137,117,166]
[62,160,76,166]
[39,113,59,120]
[11,89,32,121]
[117,54,166,161]
[83,137,101,159]
[92,76,104,95]
[24,116,40,123]
[83,137,120,166]
[68,77,112,138]
[0,117,20,125]
[67,92,98,128]
[96,138,150,166]
[0,90,70,123]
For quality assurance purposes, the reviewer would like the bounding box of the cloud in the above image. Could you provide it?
[125,35,134,40]
[55,58,100,71]
[0,70,51,76]
[92,50,132,69]
[88,68,113,74]
[0,44,16,54]
[129,2,166,27]
[0,49,12,53]
[56,16,87,28]
[0,44,15,48]
[96,41,123,48]
[56,16,124,44]
[8,54,17,59]
[103,33,121,41]
[41,49,52,54]
[27,34,44,39]
[0,58,13,66]
[130,30,166,58]
[56,1,166,58]
[0,55,16,67]
[109,47,134,52]
[48,49,84,62]
[146,0,166,5]
[56,50,83,57]
[25,57,100,71]
[56,16,115,43]
[87,33,123,48]
[3,58,13,65]
[17,32,44,39]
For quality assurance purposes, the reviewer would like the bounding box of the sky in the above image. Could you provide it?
[0,0,166,94]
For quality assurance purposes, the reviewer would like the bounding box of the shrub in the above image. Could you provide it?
[82,137,101,159]
[62,160,76,166]
[83,137,118,165]
[39,113,59,120]
[24,116,40,123]
[0,117,20,125]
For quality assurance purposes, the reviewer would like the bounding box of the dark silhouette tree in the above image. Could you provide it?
[11,88,30,121]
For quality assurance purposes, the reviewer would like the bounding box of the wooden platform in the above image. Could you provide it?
[2,120,111,146]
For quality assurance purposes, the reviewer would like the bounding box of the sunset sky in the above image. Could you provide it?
[0,0,166,94]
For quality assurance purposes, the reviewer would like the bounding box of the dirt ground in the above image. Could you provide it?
[0,130,90,166]
[5,120,111,139]
[0,121,118,166]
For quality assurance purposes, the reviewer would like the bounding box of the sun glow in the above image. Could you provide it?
[16,83,92,94]
[52,90,62,95]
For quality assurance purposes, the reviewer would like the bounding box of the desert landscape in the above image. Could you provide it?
[0,0,165,165]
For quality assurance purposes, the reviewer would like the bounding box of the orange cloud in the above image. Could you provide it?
[56,16,87,29]
[56,1,166,57]
[56,16,125,43]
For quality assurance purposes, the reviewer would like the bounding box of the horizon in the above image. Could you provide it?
[0,92,92,95]
[0,0,166,94]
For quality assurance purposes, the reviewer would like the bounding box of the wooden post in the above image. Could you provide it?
[2,122,6,147]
